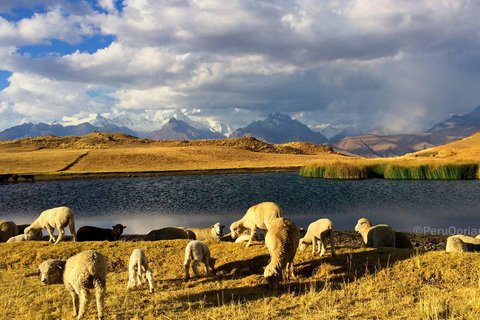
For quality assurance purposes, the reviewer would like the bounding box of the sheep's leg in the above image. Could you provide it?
[55,227,65,244]
[137,262,143,285]
[45,225,56,243]
[191,260,201,277]
[184,259,191,279]
[77,289,89,320]
[319,236,326,257]
[69,290,79,317]
[94,278,106,320]
[146,268,154,293]
[245,228,256,248]
[127,267,136,289]
[312,238,316,256]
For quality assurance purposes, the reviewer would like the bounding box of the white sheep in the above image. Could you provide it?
[354,218,396,248]
[264,217,300,289]
[127,249,154,293]
[446,235,480,252]
[0,220,19,242]
[186,222,225,241]
[37,250,107,320]
[25,206,76,244]
[184,240,216,280]
[298,218,335,257]
[230,202,283,247]
[234,233,262,243]
[6,234,27,243]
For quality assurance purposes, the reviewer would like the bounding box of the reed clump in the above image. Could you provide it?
[301,162,479,180]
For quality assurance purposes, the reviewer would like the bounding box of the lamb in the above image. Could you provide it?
[235,233,262,243]
[298,218,335,257]
[185,222,225,241]
[77,224,127,242]
[230,201,283,247]
[17,224,43,240]
[446,235,480,252]
[145,227,195,241]
[0,220,19,242]
[264,217,300,289]
[37,250,107,320]
[24,206,76,244]
[183,240,216,280]
[354,218,396,248]
[127,249,154,293]
[7,234,27,243]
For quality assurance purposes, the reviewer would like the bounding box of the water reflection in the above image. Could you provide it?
[1,172,480,234]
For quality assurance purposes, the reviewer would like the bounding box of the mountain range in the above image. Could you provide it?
[1,104,480,158]
[229,112,328,144]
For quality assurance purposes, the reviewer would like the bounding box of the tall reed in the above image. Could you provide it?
[301,162,479,180]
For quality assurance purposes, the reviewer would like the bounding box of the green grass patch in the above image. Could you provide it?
[301,162,479,180]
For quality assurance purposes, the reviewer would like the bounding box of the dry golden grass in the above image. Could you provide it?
[0,133,345,178]
[1,240,480,319]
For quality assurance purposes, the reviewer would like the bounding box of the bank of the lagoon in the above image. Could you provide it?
[1,239,480,319]
[301,161,480,180]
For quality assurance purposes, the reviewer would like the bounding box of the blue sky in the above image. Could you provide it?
[1,0,480,133]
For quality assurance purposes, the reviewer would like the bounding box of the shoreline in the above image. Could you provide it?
[5,166,302,182]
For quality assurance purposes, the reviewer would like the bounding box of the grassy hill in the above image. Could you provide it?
[0,132,346,180]
[1,239,479,319]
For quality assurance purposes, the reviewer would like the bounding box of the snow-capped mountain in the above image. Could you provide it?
[55,109,231,138]
[55,113,114,128]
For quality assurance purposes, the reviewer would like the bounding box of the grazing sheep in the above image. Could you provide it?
[230,201,283,247]
[298,218,335,257]
[184,240,216,280]
[127,249,154,293]
[394,231,414,249]
[16,224,43,241]
[77,224,127,242]
[24,206,76,244]
[145,227,195,241]
[264,218,300,289]
[37,250,107,320]
[0,220,19,242]
[186,222,225,241]
[446,235,480,252]
[354,218,396,248]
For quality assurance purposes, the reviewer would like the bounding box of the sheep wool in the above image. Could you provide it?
[186,222,225,241]
[0,220,19,242]
[230,202,283,247]
[354,218,396,248]
[127,249,154,293]
[184,240,216,279]
[299,218,335,257]
[446,235,480,252]
[37,250,107,320]
[25,206,76,244]
[264,218,300,289]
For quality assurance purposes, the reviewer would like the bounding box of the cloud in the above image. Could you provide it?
[1,0,480,133]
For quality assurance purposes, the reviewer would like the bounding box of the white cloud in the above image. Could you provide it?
[1,0,480,133]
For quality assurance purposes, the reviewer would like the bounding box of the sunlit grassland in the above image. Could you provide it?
[1,241,480,319]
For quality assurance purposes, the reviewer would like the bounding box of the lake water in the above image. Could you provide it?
[1,172,480,235]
